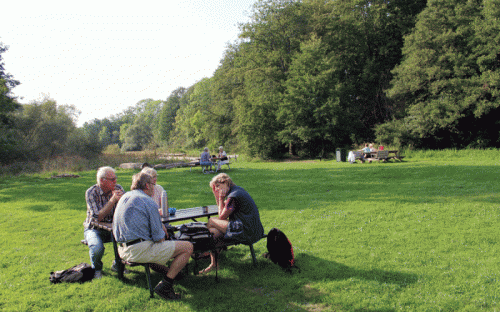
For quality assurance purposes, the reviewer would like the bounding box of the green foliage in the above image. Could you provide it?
[383,0,500,148]
[0,42,22,164]
[158,87,186,142]
[103,144,121,155]
[65,127,104,159]
[42,0,427,159]
[120,122,153,152]
[173,78,213,149]
[14,96,82,160]
[280,35,351,157]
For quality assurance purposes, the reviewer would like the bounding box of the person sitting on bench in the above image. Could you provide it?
[200,147,213,172]
[200,173,264,274]
[113,172,193,301]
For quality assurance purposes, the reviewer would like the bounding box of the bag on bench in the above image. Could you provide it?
[264,228,299,272]
[174,222,214,251]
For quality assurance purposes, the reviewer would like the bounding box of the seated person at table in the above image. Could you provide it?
[200,173,265,274]
[218,146,228,161]
[113,172,193,301]
[369,143,376,152]
[360,143,371,158]
[200,147,213,172]
[83,166,125,279]
[141,166,168,215]
[217,146,229,170]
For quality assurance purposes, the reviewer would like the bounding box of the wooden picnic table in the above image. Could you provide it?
[161,205,218,223]
[366,150,404,161]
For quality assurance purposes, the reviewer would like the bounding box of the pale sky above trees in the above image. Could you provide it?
[0,0,258,126]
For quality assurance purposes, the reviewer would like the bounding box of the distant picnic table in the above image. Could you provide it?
[348,150,404,163]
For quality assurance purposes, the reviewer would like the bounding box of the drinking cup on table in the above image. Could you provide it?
[202,206,208,213]
[168,207,176,215]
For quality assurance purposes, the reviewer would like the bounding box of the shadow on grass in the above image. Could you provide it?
[171,247,418,311]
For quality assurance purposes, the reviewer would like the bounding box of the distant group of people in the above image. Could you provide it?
[347,143,383,163]
[83,163,263,301]
[360,143,377,158]
[200,146,229,173]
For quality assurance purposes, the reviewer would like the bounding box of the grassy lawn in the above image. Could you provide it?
[1,151,500,311]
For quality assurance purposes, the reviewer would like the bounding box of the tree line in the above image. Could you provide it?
[1,0,499,164]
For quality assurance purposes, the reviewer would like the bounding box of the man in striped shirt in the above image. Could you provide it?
[83,166,124,279]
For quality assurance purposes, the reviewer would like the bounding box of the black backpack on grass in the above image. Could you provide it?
[49,262,95,284]
[264,228,299,272]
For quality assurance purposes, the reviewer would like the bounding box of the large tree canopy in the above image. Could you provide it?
[0,43,21,163]
[16,0,500,161]
[379,0,500,148]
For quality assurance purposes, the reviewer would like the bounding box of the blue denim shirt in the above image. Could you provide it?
[112,189,164,243]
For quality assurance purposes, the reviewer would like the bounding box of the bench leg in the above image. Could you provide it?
[111,235,125,279]
[144,265,154,298]
[249,244,257,267]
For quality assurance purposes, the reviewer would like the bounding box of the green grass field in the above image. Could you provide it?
[1,150,500,311]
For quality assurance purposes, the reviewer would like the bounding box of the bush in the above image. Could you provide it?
[103,144,121,155]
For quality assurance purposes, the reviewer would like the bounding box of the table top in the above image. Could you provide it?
[90,220,112,231]
[89,204,219,230]
[367,150,398,154]
[161,205,218,223]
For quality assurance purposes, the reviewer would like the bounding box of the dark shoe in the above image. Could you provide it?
[173,270,186,281]
[154,281,181,300]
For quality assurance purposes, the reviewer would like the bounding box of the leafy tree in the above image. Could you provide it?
[120,120,153,152]
[159,87,186,143]
[234,0,310,158]
[307,0,426,145]
[173,79,213,149]
[15,96,80,160]
[381,0,500,149]
[280,35,353,157]
[0,43,21,163]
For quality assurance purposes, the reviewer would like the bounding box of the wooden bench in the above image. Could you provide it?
[215,156,235,172]
[373,150,389,162]
[121,261,154,298]
[222,234,267,267]
[348,151,366,163]
[349,150,392,163]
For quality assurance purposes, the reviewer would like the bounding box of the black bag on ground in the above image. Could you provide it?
[49,262,95,284]
[174,222,214,251]
[264,228,299,272]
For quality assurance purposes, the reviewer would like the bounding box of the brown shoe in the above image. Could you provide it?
[154,280,181,300]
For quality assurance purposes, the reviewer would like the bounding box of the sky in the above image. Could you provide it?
[1,0,258,126]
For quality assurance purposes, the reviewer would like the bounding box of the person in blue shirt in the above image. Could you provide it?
[200,147,213,172]
[113,172,193,301]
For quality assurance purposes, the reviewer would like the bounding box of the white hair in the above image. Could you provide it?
[96,166,115,185]
[141,167,157,178]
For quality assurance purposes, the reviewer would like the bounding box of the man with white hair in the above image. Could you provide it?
[113,172,193,300]
[83,166,124,279]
